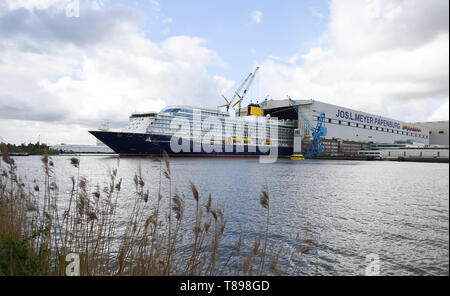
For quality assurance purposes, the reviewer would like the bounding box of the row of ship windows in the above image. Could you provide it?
[319,117,429,139]
[126,118,149,129]
[150,121,293,133]
[179,138,292,146]
[152,117,295,128]
[148,127,293,140]
[164,109,229,118]
[147,130,293,141]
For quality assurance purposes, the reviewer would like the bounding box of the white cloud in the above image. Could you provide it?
[428,100,449,121]
[0,118,98,145]
[4,0,67,11]
[251,10,262,23]
[329,0,448,54]
[162,17,172,23]
[0,4,233,144]
[258,0,449,122]
[1,0,448,145]
[287,54,299,65]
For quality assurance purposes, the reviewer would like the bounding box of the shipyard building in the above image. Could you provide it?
[412,121,449,146]
[241,99,432,155]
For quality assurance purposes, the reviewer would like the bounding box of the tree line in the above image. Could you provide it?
[1,142,58,155]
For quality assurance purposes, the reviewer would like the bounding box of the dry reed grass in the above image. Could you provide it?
[0,144,316,276]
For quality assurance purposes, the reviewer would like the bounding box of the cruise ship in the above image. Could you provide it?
[89,104,297,157]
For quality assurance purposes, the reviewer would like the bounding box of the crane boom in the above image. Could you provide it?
[240,66,259,101]
[288,97,327,158]
[219,67,259,112]
[288,97,314,132]
[230,72,252,105]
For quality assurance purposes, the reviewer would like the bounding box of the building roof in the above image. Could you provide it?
[413,120,449,124]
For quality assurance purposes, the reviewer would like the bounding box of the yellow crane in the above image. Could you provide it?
[233,92,243,116]
[218,66,259,114]
[218,70,253,112]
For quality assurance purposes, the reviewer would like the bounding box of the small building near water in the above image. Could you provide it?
[50,144,114,154]
[380,147,449,161]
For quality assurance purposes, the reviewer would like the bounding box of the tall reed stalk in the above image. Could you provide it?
[0,144,315,276]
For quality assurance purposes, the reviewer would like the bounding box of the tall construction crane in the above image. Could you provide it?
[288,96,327,158]
[232,66,259,116]
[239,66,259,101]
[218,68,255,112]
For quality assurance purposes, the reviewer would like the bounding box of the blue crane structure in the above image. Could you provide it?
[288,97,327,158]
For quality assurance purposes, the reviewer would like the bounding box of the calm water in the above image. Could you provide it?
[9,155,450,275]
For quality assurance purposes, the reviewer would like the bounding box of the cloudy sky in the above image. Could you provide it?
[0,0,448,145]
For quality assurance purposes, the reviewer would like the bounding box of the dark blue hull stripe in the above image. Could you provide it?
[89,131,293,157]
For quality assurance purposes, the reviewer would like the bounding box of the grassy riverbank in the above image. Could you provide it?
[0,144,315,276]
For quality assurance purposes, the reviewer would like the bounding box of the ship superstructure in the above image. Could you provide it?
[89,104,297,157]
